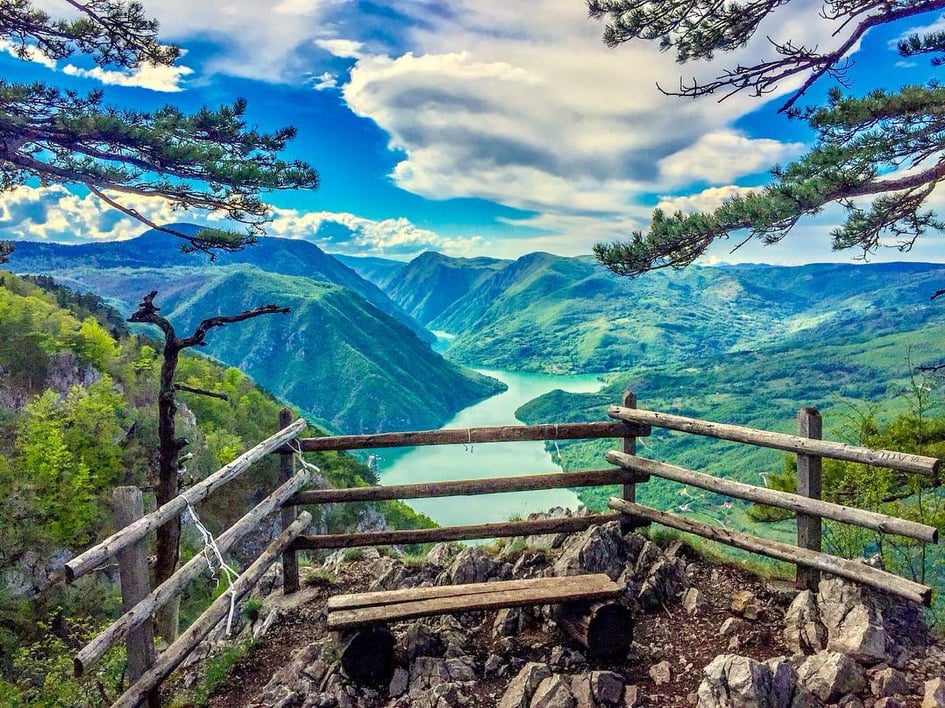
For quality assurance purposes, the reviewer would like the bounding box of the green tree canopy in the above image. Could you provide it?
[589,0,945,276]
[0,1,319,257]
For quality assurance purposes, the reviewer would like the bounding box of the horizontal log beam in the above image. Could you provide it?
[288,420,649,453]
[74,467,312,677]
[288,468,647,505]
[609,407,940,477]
[607,452,938,544]
[292,513,622,550]
[608,498,932,607]
[112,512,312,708]
[65,418,307,583]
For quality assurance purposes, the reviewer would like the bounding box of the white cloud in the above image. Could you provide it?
[62,60,193,92]
[657,185,759,214]
[309,71,338,91]
[658,132,805,184]
[0,39,57,69]
[314,38,365,60]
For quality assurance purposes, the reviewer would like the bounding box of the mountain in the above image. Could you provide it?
[333,254,406,288]
[383,252,945,374]
[9,226,432,343]
[23,264,504,434]
[377,251,511,325]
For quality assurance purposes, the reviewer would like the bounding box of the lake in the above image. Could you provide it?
[376,369,604,527]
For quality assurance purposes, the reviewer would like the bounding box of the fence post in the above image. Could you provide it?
[796,407,823,590]
[280,407,300,594]
[620,391,637,504]
[113,486,159,707]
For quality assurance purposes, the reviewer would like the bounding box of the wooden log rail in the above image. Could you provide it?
[293,513,622,550]
[288,468,647,505]
[73,466,313,677]
[608,498,932,606]
[287,420,649,453]
[112,512,313,708]
[608,407,940,477]
[606,451,939,544]
[65,418,307,583]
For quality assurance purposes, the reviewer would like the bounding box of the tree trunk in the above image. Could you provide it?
[337,626,396,687]
[557,601,634,659]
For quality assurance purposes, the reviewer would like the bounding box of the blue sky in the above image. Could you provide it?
[2,0,945,264]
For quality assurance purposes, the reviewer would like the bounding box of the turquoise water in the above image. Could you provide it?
[376,369,604,527]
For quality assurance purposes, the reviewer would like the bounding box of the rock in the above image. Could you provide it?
[530,675,576,708]
[783,591,826,655]
[369,558,414,592]
[624,684,641,707]
[552,521,629,579]
[425,542,459,567]
[649,660,672,686]
[697,654,795,708]
[570,673,594,706]
[873,698,904,708]
[731,590,762,620]
[923,677,945,708]
[817,578,887,665]
[403,622,442,660]
[484,653,505,677]
[796,651,866,703]
[499,662,553,708]
[837,696,865,708]
[869,667,910,698]
[388,668,408,698]
[438,547,497,586]
[548,646,586,671]
[683,587,706,615]
[721,617,747,636]
[591,670,626,705]
[636,556,687,610]
[494,607,527,638]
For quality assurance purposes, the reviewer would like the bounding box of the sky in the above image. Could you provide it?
[2,0,945,265]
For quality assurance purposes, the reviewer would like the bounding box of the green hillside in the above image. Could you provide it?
[9,264,505,434]
[0,270,435,702]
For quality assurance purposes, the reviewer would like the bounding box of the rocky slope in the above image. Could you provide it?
[174,517,945,708]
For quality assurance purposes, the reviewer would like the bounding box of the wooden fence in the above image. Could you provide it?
[63,393,942,706]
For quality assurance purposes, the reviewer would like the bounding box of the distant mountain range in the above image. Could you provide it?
[8,225,945,434]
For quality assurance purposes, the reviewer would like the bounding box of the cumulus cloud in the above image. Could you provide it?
[0,185,482,259]
[657,185,760,214]
[62,60,194,92]
[658,131,805,184]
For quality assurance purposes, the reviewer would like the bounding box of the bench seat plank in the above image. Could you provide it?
[327,573,623,631]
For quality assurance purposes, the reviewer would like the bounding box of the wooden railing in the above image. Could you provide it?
[62,393,942,706]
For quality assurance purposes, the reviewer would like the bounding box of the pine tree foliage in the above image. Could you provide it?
[0,1,319,257]
[589,0,945,276]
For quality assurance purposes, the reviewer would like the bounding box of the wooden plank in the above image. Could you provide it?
[292,513,622,550]
[279,407,299,595]
[608,498,932,606]
[608,407,940,477]
[290,420,650,453]
[328,574,614,611]
[328,575,622,630]
[74,466,312,677]
[112,487,157,707]
[289,468,645,505]
[112,512,312,708]
[605,451,938,544]
[796,407,823,591]
[620,391,638,505]
[66,418,307,583]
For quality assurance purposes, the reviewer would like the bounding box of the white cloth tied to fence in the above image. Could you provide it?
[185,501,241,636]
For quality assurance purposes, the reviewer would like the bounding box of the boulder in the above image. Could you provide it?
[552,521,629,579]
[796,651,866,703]
[783,591,826,655]
[697,654,795,708]
[591,670,626,705]
[683,587,706,615]
[817,579,887,665]
[649,660,672,687]
[731,590,763,620]
[530,675,577,708]
[499,662,553,708]
[438,546,498,585]
[923,677,945,708]
[869,667,910,698]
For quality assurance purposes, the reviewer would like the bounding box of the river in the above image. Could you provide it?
[375,369,604,527]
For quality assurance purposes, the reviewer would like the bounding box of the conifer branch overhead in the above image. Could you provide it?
[588,0,945,276]
[0,1,319,255]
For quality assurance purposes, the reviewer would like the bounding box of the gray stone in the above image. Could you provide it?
[553,521,629,579]
[837,696,865,708]
[549,646,586,671]
[721,617,747,636]
[783,590,826,655]
[624,684,641,707]
[484,653,505,677]
[649,660,672,687]
[591,670,626,705]
[869,667,910,698]
[425,542,459,567]
[499,662,553,708]
[683,587,706,615]
[569,674,594,707]
[817,578,887,665]
[923,677,945,708]
[445,655,477,682]
[796,651,866,703]
[530,675,576,708]
[731,590,762,620]
[403,623,442,660]
[388,668,408,698]
[494,607,527,638]
[439,546,498,585]
[873,698,904,708]
[697,654,793,708]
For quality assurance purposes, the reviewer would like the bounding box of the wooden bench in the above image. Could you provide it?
[327,573,630,685]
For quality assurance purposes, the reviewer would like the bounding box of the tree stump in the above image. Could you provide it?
[557,601,634,659]
[337,625,396,686]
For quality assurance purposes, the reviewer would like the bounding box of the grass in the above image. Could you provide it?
[171,640,255,707]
